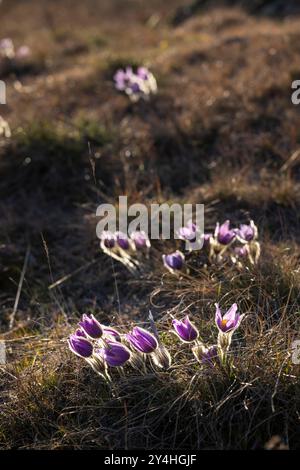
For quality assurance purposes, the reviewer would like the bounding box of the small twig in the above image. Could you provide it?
[148,310,160,341]
[271,356,289,413]
[280,149,300,173]
[48,258,99,290]
[9,245,30,330]
[88,141,97,185]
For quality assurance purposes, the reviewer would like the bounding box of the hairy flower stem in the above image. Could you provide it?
[86,357,111,383]
[130,352,148,374]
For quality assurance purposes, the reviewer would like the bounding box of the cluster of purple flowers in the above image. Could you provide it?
[210,219,260,266]
[114,66,157,102]
[68,314,171,379]
[100,230,150,273]
[172,303,244,364]
[68,303,244,378]
[100,220,260,275]
[163,219,260,274]
[0,38,31,61]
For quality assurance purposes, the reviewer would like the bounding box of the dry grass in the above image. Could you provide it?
[0,0,300,449]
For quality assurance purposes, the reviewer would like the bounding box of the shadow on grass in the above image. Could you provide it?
[171,0,300,26]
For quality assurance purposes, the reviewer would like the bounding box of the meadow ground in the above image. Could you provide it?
[0,0,300,449]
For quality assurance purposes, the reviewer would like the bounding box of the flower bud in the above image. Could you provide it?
[68,334,93,358]
[172,315,199,342]
[115,231,130,250]
[79,314,103,339]
[130,231,151,250]
[163,250,185,272]
[215,220,236,245]
[99,341,131,367]
[126,326,158,354]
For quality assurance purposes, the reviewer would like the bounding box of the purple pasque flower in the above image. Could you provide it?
[114,70,126,90]
[163,250,185,272]
[234,245,249,258]
[200,345,218,364]
[113,67,133,91]
[215,220,236,245]
[102,326,121,342]
[74,328,87,338]
[238,225,254,242]
[79,314,103,339]
[192,344,218,365]
[202,233,212,248]
[114,66,157,100]
[137,66,149,80]
[136,67,157,93]
[215,303,243,333]
[115,231,131,250]
[68,334,93,358]
[98,341,131,367]
[126,326,158,354]
[100,231,116,249]
[178,221,197,242]
[172,315,199,342]
[114,66,138,95]
[130,230,151,250]
[129,81,141,94]
[237,220,258,243]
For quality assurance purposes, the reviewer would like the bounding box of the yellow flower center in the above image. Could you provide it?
[221,319,227,328]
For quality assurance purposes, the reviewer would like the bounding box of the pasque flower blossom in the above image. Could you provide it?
[98,341,131,367]
[236,221,258,243]
[178,222,197,242]
[115,231,131,251]
[234,245,249,258]
[114,67,133,90]
[114,66,157,102]
[215,303,243,333]
[136,66,151,80]
[74,328,87,338]
[103,326,122,342]
[192,344,218,365]
[79,314,103,339]
[100,231,116,250]
[163,250,185,273]
[126,326,158,354]
[202,233,212,247]
[215,303,244,357]
[130,231,151,250]
[68,334,93,358]
[215,220,236,245]
[178,222,211,251]
[172,315,199,342]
